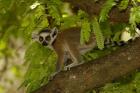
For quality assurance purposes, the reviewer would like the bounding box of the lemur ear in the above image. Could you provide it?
[50,27,58,39]
[49,27,58,45]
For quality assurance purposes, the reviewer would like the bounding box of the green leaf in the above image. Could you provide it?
[20,5,48,44]
[23,42,57,93]
[129,6,140,34]
[92,17,104,50]
[118,0,129,11]
[78,10,88,20]
[77,10,91,44]
[47,0,63,26]
[99,0,116,22]
[99,71,140,93]
[80,20,91,44]
[61,15,78,29]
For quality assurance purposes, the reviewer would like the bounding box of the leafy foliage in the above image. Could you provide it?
[22,42,57,93]
[129,6,140,34]
[99,0,116,22]
[20,5,49,43]
[86,71,140,93]
[78,10,91,44]
[83,47,118,62]
[92,17,104,50]
[60,3,79,29]
[0,0,36,37]
[80,20,91,44]
[99,71,140,93]
[60,15,79,29]
[45,0,62,26]
[118,0,129,11]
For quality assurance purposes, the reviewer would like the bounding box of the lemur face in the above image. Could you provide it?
[32,28,58,47]
[38,31,51,46]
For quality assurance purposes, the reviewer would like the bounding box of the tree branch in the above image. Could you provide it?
[63,0,130,23]
[33,38,140,93]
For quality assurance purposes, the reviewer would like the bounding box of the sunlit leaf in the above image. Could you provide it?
[92,17,104,50]
[118,0,129,11]
[99,0,116,22]
[22,42,57,93]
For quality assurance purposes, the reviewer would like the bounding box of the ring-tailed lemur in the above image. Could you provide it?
[32,27,140,71]
[32,27,96,71]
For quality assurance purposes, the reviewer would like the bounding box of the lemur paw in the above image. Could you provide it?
[64,66,71,71]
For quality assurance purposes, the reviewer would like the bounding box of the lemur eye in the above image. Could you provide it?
[45,36,51,41]
[39,36,43,42]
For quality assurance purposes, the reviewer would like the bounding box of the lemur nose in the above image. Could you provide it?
[42,41,48,46]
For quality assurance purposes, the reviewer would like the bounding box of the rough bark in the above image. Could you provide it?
[33,38,140,93]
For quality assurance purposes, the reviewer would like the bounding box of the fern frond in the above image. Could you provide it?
[77,10,91,45]
[99,0,116,22]
[92,17,104,50]
[80,20,91,44]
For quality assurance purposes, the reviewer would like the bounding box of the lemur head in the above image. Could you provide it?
[32,27,58,47]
